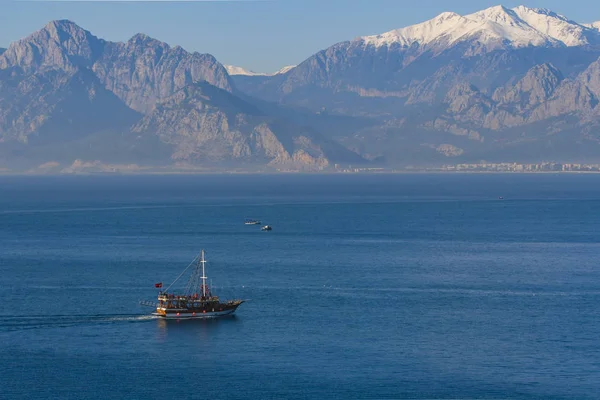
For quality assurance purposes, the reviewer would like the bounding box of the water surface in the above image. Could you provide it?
[1,174,599,399]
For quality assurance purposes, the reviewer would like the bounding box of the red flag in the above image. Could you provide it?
[155,282,162,288]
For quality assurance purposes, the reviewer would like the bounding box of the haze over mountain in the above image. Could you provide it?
[0,20,362,172]
[2,5,600,173]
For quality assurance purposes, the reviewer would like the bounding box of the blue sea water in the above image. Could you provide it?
[1,173,600,399]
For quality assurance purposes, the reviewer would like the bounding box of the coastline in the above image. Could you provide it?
[2,169,600,177]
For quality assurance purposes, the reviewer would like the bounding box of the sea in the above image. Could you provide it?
[1,173,600,400]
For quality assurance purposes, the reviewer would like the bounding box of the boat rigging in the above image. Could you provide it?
[149,250,245,319]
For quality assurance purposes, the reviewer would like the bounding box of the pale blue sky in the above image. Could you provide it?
[2,0,600,72]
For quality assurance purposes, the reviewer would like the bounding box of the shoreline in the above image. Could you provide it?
[2,170,600,177]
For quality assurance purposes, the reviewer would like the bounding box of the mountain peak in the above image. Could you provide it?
[276,65,296,75]
[359,4,600,50]
[511,5,598,46]
[225,65,268,76]
[45,19,81,29]
[436,11,461,20]
[512,6,571,23]
[226,64,297,76]
[359,11,465,48]
[129,32,154,43]
[41,19,96,43]
[0,18,103,72]
[471,4,513,19]
[127,32,166,48]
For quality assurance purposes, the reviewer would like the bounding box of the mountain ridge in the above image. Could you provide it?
[358,5,600,49]
[232,4,600,166]
[0,19,235,112]
[4,7,600,172]
[0,19,366,172]
[129,81,364,169]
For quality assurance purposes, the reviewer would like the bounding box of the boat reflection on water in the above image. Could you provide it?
[156,313,239,328]
[155,313,241,341]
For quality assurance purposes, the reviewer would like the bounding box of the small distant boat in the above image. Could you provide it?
[244,219,261,225]
[148,250,244,319]
[261,225,272,231]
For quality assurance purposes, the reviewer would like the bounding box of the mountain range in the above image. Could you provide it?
[2,5,600,173]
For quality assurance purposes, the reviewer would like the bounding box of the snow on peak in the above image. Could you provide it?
[469,5,518,24]
[275,65,296,74]
[512,6,596,46]
[359,11,465,48]
[360,4,600,49]
[225,65,268,76]
[584,21,600,31]
[225,64,296,76]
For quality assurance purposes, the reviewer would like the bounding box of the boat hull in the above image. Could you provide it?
[152,309,237,319]
[153,301,243,319]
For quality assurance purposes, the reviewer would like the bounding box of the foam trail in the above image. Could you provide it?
[0,313,157,332]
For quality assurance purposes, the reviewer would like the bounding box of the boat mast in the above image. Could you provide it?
[201,249,207,297]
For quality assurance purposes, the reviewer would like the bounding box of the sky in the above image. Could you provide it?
[1,0,600,72]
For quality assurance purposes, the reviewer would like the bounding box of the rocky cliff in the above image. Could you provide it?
[0,20,364,172]
[0,20,233,112]
[132,82,363,169]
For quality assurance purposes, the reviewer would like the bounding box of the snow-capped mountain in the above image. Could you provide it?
[275,65,296,74]
[360,5,600,49]
[225,65,268,76]
[584,21,600,31]
[225,64,296,76]
[231,4,600,166]
[238,4,600,105]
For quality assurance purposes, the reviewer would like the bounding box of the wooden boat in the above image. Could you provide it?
[149,250,244,319]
